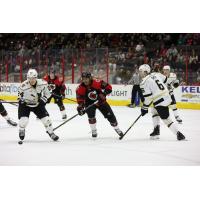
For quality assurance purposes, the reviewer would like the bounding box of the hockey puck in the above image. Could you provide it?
[18,141,23,145]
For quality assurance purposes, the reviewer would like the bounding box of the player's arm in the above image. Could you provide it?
[100,80,112,95]
[60,82,66,97]
[76,86,86,116]
[41,81,52,104]
[171,74,179,88]
[17,85,25,105]
[140,81,152,116]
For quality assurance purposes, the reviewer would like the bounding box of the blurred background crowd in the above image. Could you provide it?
[0,33,200,85]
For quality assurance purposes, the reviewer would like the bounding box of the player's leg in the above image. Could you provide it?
[156,106,185,140]
[18,103,30,140]
[0,102,17,126]
[129,85,136,107]
[138,85,144,103]
[56,97,67,120]
[150,107,160,139]
[35,96,52,120]
[170,94,182,123]
[33,104,59,141]
[98,102,123,137]
[86,106,97,137]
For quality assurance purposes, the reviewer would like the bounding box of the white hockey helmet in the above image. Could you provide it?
[27,69,38,79]
[163,65,171,71]
[139,64,151,74]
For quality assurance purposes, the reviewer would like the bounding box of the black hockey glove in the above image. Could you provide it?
[172,80,179,88]
[77,104,85,116]
[141,107,148,116]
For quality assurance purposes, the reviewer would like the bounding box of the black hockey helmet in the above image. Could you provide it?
[81,72,92,78]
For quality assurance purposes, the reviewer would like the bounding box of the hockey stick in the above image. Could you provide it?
[0,99,18,107]
[53,100,98,131]
[119,114,142,140]
[52,93,77,103]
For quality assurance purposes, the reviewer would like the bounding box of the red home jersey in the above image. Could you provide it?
[43,75,66,95]
[76,79,112,105]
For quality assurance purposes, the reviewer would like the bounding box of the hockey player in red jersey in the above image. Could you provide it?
[76,72,123,138]
[43,70,67,120]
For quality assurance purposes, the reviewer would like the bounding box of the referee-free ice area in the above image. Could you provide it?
[0,103,200,165]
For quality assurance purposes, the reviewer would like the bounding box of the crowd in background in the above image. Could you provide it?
[0,33,200,85]
[1,33,200,50]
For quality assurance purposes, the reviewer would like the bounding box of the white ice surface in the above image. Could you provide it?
[0,103,200,165]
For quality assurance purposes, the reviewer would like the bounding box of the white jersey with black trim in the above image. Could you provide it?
[165,72,177,93]
[140,73,171,108]
[18,79,51,107]
[151,72,168,84]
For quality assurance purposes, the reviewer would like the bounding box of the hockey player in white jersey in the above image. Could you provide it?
[139,64,185,140]
[18,69,59,141]
[163,65,182,123]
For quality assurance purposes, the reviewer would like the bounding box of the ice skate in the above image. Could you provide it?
[128,104,135,108]
[92,129,97,138]
[177,131,185,140]
[19,129,25,140]
[62,114,67,120]
[175,116,182,123]
[47,132,59,141]
[150,125,160,139]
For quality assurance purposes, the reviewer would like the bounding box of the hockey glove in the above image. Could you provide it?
[172,80,179,88]
[48,84,56,91]
[77,104,85,116]
[141,107,148,116]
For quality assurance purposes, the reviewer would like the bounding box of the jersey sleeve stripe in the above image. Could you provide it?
[153,98,164,106]
[143,93,152,97]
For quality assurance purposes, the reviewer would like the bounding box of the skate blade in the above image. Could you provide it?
[150,136,160,140]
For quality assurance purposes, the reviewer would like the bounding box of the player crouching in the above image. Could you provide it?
[139,64,185,141]
[76,72,123,138]
[18,69,59,141]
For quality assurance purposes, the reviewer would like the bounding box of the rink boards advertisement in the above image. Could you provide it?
[0,82,200,109]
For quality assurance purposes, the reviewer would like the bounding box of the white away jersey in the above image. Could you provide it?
[165,72,177,92]
[18,79,51,107]
[140,73,171,108]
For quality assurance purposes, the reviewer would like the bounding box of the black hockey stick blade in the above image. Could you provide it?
[52,93,77,103]
[119,114,142,140]
[53,100,98,131]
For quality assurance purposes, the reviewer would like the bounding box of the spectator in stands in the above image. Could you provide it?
[176,49,186,68]
[177,34,185,45]
[189,49,198,71]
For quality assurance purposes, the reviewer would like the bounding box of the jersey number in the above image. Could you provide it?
[155,80,164,90]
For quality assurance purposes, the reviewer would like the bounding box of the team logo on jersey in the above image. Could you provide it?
[88,91,98,100]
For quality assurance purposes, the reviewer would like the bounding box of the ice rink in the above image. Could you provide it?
[0,103,200,166]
